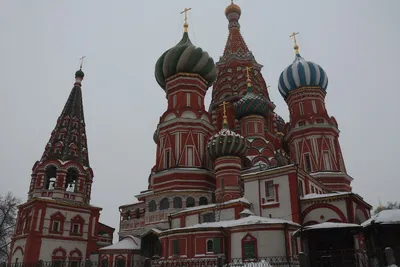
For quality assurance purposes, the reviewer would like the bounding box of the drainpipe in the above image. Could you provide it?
[284,223,291,267]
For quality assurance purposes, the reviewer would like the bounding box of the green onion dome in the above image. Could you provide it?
[234,84,268,120]
[75,69,84,79]
[154,32,217,89]
[207,126,247,159]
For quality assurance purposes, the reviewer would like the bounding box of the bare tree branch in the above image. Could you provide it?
[0,192,20,262]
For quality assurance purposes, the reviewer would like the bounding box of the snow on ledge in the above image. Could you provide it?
[171,198,251,215]
[362,209,400,227]
[166,215,300,233]
[301,192,351,200]
[99,235,141,251]
[305,222,361,230]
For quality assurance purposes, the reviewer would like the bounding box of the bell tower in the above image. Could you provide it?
[9,66,102,264]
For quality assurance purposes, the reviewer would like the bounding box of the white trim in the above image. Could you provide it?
[186,93,191,107]
[312,100,317,114]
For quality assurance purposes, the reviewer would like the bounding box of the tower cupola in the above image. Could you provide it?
[278,32,328,98]
[154,10,217,90]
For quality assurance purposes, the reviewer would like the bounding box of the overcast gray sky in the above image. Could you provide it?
[1,0,399,235]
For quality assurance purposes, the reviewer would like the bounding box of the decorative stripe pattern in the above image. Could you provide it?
[207,128,247,159]
[278,54,328,98]
[155,32,217,90]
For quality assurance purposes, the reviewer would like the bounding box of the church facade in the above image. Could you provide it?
[100,2,371,264]
[8,1,373,265]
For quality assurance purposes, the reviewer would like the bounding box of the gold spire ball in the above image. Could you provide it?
[225,0,241,16]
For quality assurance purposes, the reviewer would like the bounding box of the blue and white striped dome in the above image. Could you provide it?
[278,54,328,98]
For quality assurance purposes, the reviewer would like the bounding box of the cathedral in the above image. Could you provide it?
[9,1,373,266]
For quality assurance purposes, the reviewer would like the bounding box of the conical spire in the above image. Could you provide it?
[40,68,90,167]
[222,1,251,61]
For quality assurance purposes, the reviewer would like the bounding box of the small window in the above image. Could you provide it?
[299,102,304,115]
[186,197,195,208]
[312,100,317,114]
[101,259,108,267]
[304,154,312,172]
[323,151,331,170]
[298,181,304,197]
[53,260,63,267]
[298,121,306,127]
[160,198,169,210]
[243,242,256,260]
[202,213,215,223]
[311,186,315,193]
[186,147,194,166]
[135,209,140,219]
[173,197,182,209]
[70,261,79,267]
[265,181,274,198]
[52,221,60,232]
[316,118,324,124]
[116,258,125,267]
[72,224,79,234]
[206,240,214,253]
[199,197,208,206]
[186,93,190,107]
[173,95,177,108]
[165,150,170,169]
[149,200,157,212]
[173,239,179,255]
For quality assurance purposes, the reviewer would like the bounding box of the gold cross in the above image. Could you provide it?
[289,32,300,54]
[79,56,86,70]
[219,101,228,125]
[180,8,192,32]
[289,32,299,46]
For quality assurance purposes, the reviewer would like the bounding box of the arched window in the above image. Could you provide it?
[199,197,208,206]
[45,166,57,190]
[126,210,131,220]
[160,198,169,210]
[135,209,140,219]
[173,197,182,209]
[186,197,195,208]
[149,200,157,212]
[65,169,78,192]
[207,240,214,253]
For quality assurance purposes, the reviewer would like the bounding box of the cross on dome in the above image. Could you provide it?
[180,7,192,32]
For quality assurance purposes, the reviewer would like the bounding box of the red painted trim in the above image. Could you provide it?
[288,173,300,223]
[301,203,347,223]
[49,211,66,234]
[346,198,355,223]
[285,227,291,256]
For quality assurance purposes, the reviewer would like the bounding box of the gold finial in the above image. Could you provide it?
[245,66,252,86]
[289,32,300,54]
[79,56,86,70]
[180,8,192,33]
[219,101,228,126]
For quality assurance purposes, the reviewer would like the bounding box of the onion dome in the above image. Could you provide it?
[154,32,217,90]
[278,35,328,98]
[225,2,241,17]
[234,83,268,120]
[278,54,328,98]
[75,69,84,79]
[207,127,247,159]
[153,128,159,144]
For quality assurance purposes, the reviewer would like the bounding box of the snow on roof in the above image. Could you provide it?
[172,198,251,215]
[240,209,255,215]
[305,222,361,230]
[301,192,351,200]
[99,235,140,251]
[362,209,400,227]
[167,215,299,232]
[293,222,361,237]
